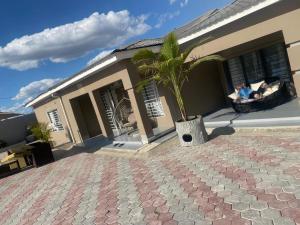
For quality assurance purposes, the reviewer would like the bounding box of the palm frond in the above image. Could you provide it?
[160,32,180,59]
[190,55,224,71]
[132,49,156,65]
[137,64,158,76]
[135,77,155,93]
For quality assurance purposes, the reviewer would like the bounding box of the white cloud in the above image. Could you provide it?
[168,0,189,7]
[13,78,62,102]
[87,50,113,66]
[0,10,151,71]
[155,11,180,28]
[0,102,31,114]
[180,0,189,7]
[1,78,62,114]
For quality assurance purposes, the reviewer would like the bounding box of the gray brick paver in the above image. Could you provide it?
[75,157,104,223]
[145,160,205,224]
[117,159,143,225]
[3,161,74,225]
[34,155,98,225]
[261,208,281,220]
[1,130,300,225]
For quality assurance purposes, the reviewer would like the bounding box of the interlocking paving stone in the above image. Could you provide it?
[0,130,300,224]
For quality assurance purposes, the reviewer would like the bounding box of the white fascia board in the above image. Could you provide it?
[26,0,280,108]
[178,0,281,45]
[290,41,300,48]
[26,56,118,107]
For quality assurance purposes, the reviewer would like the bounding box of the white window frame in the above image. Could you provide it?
[47,109,64,132]
[141,80,164,118]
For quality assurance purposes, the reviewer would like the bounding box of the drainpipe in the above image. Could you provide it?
[53,94,75,144]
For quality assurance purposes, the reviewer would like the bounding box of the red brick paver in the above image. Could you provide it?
[0,130,299,225]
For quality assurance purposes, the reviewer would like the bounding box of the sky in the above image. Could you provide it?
[0,0,232,114]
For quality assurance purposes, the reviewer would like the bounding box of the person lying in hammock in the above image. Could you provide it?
[236,82,269,100]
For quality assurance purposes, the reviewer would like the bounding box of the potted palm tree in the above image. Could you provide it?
[132,32,223,146]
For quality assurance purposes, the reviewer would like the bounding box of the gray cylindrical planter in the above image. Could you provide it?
[175,116,208,147]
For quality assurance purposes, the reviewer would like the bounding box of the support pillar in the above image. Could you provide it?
[127,87,154,144]
[88,91,114,139]
[286,43,300,96]
[284,27,300,96]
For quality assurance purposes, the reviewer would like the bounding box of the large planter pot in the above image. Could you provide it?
[175,116,208,147]
[27,141,55,167]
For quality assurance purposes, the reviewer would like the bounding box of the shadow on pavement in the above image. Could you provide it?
[209,126,235,140]
[52,139,114,161]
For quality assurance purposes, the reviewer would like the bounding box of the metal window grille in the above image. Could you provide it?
[99,91,118,130]
[47,109,64,132]
[227,43,292,88]
[141,81,164,118]
[262,43,291,81]
[228,57,246,87]
[242,51,265,83]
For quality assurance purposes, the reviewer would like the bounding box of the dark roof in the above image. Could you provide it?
[173,9,219,38]
[174,0,266,38]
[0,112,21,120]
[115,38,163,52]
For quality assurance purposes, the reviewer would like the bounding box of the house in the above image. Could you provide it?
[0,113,37,146]
[26,0,300,147]
[0,112,21,121]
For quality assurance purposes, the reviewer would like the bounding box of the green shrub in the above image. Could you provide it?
[30,123,51,143]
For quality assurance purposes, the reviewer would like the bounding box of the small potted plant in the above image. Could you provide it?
[30,123,51,143]
[133,32,223,146]
[30,123,54,167]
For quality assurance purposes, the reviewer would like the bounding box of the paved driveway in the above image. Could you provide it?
[0,129,300,225]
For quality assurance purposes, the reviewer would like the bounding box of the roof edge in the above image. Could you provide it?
[26,0,281,108]
[178,0,281,44]
[26,56,118,107]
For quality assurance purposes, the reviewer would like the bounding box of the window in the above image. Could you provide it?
[242,51,265,83]
[225,43,291,91]
[228,57,246,88]
[47,109,64,131]
[141,81,164,118]
[262,43,290,80]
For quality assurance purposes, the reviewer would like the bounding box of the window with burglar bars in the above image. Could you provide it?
[226,42,292,90]
[141,81,164,118]
[47,109,64,132]
[228,57,246,88]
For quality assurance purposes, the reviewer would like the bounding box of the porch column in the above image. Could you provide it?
[88,91,114,139]
[126,87,154,144]
[284,28,300,96]
[286,43,300,96]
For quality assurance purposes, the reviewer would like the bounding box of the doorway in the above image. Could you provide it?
[96,81,141,142]
[70,94,101,141]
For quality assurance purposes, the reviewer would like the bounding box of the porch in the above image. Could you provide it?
[204,98,300,128]
[67,69,175,149]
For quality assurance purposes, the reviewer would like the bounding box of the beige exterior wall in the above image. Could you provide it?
[155,86,177,129]
[182,62,226,116]
[34,98,71,147]
[188,1,300,94]
[126,61,176,131]
[0,113,36,146]
[287,44,300,95]
[59,63,129,144]
[57,61,155,144]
